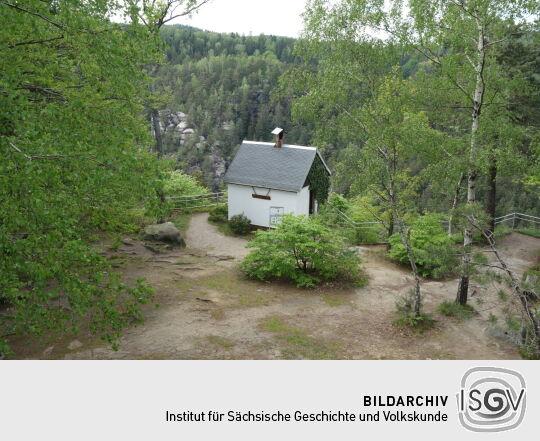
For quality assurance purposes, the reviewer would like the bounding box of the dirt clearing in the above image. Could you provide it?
[9,215,538,360]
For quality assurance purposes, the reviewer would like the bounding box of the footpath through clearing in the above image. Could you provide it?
[10,213,538,360]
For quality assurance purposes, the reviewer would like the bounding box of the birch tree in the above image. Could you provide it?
[283,34,442,318]
[406,0,539,305]
[298,0,538,306]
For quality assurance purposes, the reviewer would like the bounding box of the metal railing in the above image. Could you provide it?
[327,205,540,233]
[328,205,383,229]
[168,192,227,210]
[494,212,540,229]
[168,192,539,233]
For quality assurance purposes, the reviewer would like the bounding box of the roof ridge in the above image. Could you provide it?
[242,140,316,150]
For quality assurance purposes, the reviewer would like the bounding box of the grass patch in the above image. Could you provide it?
[395,313,436,333]
[395,291,436,333]
[322,294,348,307]
[438,301,476,320]
[260,316,301,334]
[196,271,261,296]
[210,309,225,320]
[170,212,193,236]
[189,270,282,308]
[206,335,235,348]
[208,218,254,239]
[259,316,340,359]
[236,292,275,307]
[279,335,340,360]
[517,228,540,239]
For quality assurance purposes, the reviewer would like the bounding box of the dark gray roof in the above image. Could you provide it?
[224,141,330,192]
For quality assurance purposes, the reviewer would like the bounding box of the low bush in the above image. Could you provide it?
[240,214,365,287]
[163,170,209,211]
[318,194,383,245]
[438,301,476,320]
[395,291,435,333]
[163,170,208,196]
[229,214,251,235]
[388,213,457,278]
[208,204,228,223]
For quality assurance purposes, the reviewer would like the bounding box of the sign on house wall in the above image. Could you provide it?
[269,207,284,226]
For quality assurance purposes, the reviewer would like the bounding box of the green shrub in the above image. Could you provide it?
[395,313,435,332]
[395,290,435,332]
[229,214,251,235]
[208,204,228,223]
[438,301,476,320]
[163,170,209,210]
[163,170,208,196]
[318,194,383,245]
[349,196,385,244]
[388,213,457,278]
[240,214,365,287]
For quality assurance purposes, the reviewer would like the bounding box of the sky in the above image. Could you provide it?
[171,0,308,38]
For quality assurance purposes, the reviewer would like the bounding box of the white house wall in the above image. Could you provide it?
[227,183,310,228]
[296,185,310,215]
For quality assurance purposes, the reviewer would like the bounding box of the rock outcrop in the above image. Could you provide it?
[144,222,186,247]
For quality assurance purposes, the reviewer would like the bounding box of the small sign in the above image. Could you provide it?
[252,194,271,200]
[269,207,284,225]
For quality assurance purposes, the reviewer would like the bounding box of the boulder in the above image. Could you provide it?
[144,222,186,247]
[175,121,188,131]
[68,340,83,351]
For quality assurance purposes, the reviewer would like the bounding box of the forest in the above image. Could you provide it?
[155,22,539,219]
[1,0,539,360]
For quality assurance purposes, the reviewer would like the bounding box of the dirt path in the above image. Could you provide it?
[184,212,250,261]
[9,217,539,360]
[492,232,539,276]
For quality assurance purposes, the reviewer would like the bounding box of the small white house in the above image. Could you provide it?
[223,128,331,229]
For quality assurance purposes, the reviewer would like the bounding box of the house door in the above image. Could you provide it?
[269,207,284,226]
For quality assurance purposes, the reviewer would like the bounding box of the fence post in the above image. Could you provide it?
[512,213,516,230]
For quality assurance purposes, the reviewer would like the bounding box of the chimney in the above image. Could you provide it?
[271,127,284,148]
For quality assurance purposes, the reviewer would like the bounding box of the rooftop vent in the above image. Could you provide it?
[271,127,284,148]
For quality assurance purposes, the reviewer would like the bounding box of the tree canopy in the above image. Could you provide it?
[0,0,171,354]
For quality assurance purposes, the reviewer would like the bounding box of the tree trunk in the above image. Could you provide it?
[448,172,464,236]
[485,154,497,235]
[456,23,485,306]
[386,212,394,251]
[397,220,422,316]
[151,108,163,158]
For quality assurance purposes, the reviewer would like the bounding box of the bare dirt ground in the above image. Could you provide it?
[10,214,539,360]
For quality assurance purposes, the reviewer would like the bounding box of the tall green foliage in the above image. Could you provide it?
[306,155,330,203]
[388,214,457,278]
[154,26,315,187]
[0,0,168,354]
[163,170,208,196]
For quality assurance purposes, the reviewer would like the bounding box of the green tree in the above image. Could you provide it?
[284,3,448,317]
[388,214,457,278]
[0,0,176,355]
[298,0,539,308]
[404,0,539,305]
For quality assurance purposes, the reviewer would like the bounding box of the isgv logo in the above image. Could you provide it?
[457,367,526,432]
